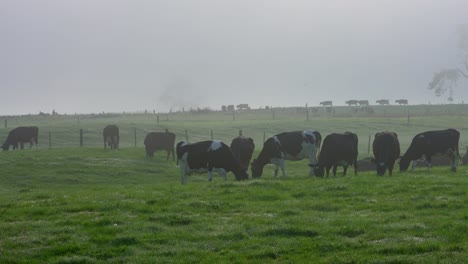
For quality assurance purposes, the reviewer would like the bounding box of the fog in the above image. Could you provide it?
[1,0,468,115]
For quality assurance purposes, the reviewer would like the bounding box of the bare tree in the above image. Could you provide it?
[428,24,468,102]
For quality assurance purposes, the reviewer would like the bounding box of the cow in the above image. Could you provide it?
[320,101,333,106]
[103,125,119,150]
[358,100,369,106]
[177,140,248,184]
[144,131,176,160]
[251,130,322,178]
[372,132,400,176]
[399,129,461,172]
[230,136,255,176]
[395,99,408,105]
[1,126,39,151]
[312,132,358,177]
[345,100,359,106]
[376,99,390,105]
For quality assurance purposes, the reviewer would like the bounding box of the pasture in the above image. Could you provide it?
[0,106,468,263]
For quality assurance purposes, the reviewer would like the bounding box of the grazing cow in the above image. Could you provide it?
[345,100,359,106]
[251,130,322,178]
[399,129,460,172]
[144,132,176,160]
[1,126,39,151]
[357,158,376,172]
[376,99,390,105]
[395,99,408,105]
[372,132,400,176]
[103,125,119,150]
[313,132,358,177]
[358,100,369,106]
[320,101,333,106]
[230,136,255,176]
[177,140,248,184]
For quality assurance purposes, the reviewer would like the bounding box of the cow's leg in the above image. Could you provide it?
[411,160,417,171]
[208,164,214,182]
[354,160,358,175]
[425,155,432,169]
[326,165,332,177]
[179,161,187,184]
[332,165,338,176]
[274,166,279,177]
[279,159,287,177]
[166,150,170,161]
[308,153,316,176]
[343,165,348,176]
[220,169,227,181]
[388,161,395,176]
[448,149,457,172]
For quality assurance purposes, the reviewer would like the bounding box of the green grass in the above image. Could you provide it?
[1,108,468,262]
[0,148,467,263]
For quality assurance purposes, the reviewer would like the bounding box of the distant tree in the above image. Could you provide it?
[428,24,468,102]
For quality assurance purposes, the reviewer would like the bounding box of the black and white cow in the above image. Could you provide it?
[176,140,248,184]
[399,129,461,172]
[230,136,255,176]
[312,132,358,177]
[250,130,321,177]
[372,132,400,176]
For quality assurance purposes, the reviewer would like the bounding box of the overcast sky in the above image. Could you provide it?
[1,0,468,115]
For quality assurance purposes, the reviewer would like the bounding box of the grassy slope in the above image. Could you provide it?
[0,148,467,263]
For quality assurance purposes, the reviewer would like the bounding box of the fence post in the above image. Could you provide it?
[239,129,242,137]
[80,129,83,147]
[263,132,266,143]
[134,128,137,147]
[368,135,371,154]
[185,130,189,142]
[49,131,52,149]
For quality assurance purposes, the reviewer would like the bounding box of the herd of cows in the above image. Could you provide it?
[1,125,462,184]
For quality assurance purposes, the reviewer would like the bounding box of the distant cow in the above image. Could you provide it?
[144,132,176,160]
[312,132,358,177]
[230,136,255,174]
[358,100,369,106]
[345,100,359,106]
[1,126,39,151]
[399,129,460,172]
[251,130,322,177]
[177,140,248,184]
[372,132,400,176]
[376,99,389,105]
[103,125,119,150]
[395,99,408,105]
[320,101,333,106]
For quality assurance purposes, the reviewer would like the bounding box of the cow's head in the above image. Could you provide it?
[371,158,386,176]
[309,164,324,177]
[234,169,249,181]
[250,159,263,178]
[1,143,9,151]
[399,156,410,172]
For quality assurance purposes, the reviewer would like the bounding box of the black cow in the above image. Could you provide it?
[313,132,358,177]
[103,125,119,150]
[251,130,321,178]
[177,140,248,184]
[144,132,176,160]
[372,132,400,176]
[230,136,255,175]
[2,126,39,151]
[399,129,460,172]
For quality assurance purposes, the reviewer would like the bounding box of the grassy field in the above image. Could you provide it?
[0,107,467,263]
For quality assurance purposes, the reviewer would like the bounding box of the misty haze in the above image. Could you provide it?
[1,0,468,115]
